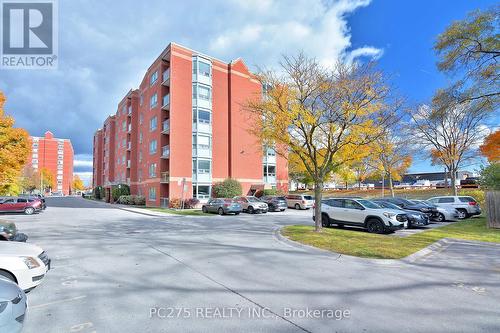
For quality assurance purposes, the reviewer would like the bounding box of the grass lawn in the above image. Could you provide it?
[146,207,213,216]
[282,217,500,259]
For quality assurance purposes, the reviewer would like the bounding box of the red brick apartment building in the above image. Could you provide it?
[26,131,74,195]
[93,42,288,207]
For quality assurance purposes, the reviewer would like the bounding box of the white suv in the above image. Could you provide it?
[427,196,481,219]
[315,198,406,234]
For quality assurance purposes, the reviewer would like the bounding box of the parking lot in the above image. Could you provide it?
[4,196,500,333]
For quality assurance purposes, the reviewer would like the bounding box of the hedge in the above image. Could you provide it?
[212,178,242,198]
[117,195,146,206]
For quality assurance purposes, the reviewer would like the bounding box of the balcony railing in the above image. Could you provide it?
[127,106,132,116]
[127,124,132,132]
[127,142,131,150]
[161,145,170,159]
[160,171,169,183]
[162,68,170,86]
[161,120,170,134]
[161,94,170,110]
[126,160,131,168]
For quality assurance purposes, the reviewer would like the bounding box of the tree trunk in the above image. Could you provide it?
[451,169,458,196]
[314,182,323,232]
[389,174,394,197]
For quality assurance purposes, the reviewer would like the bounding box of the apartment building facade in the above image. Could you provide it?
[93,42,288,206]
[26,131,74,195]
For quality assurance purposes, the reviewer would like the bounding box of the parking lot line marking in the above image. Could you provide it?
[30,295,87,310]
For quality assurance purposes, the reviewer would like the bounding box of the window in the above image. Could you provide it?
[139,151,143,162]
[17,198,27,203]
[199,110,211,124]
[198,62,211,77]
[149,187,156,200]
[150,93,158,108]
[198,85,210,100]
[197,160,210,174]
[150,71,158,85]
[150,116,158,131]
[263,165,276,177]
[139,132,143,144]
[138,169,142,181]
[438,197,455,203]
[458,196,476,203]
[122,156,125,164]
[140,94,144,106]
[149,140,157,154]
[149,163,157,177]
[344,199,363,210]
[139,113,143,125]
[122,105,126,115]
[325,199,343,208]
[198,185,210,198]
[122,138,126,148]
[122,121,126,131]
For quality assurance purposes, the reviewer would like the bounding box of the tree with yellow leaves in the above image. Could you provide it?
[246,54,394,232]
[72,174,85,192]
[0,91,30,195]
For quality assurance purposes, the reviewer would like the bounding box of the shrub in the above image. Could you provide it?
[184,198,200,209]
[118,195,132,204]
[112,184,130,202]
[212,178,242,198]
[168,198,182,209]
[93,186,104,200]
[133,195,146,206]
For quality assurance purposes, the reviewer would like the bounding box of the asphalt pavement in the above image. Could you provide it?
[4,196,499,333]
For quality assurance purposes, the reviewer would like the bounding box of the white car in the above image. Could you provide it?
[0,242,50,291]
[315,198,406,234]
[427,196,481,219]
[0,277,26,333]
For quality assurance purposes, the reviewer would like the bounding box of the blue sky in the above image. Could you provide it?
[0,0,497,185]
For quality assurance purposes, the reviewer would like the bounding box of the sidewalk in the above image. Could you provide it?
[114,205,179,217]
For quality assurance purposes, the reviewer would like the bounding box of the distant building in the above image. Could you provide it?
[402,171,475,184]
[26,131,74,195]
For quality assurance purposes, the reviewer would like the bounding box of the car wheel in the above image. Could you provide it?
[321,213,330,227]
[457,209,467,220]
[24,207,35,215]
[218,208,224,215]
[248,206,255,214]
[280,209,285,212]
[0,270,16,283]
[367,219,385,234]
[202,206,208,213]
[235,212,240,215]
[436,213,446,222]
[294,203,301,210]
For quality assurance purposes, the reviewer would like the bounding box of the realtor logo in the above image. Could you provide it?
[1,0,58,69]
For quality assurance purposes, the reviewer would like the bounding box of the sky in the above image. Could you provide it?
[1,0,498,185]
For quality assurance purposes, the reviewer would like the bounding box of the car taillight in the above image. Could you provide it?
[468,202,476,205]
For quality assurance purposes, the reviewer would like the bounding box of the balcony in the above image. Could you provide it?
[161,94,170,110]
[160,171,169,183]
[126,160,131,168]
[127,106,132,116]
[127,124,132,132]
[161,120,170,134]
[161,145,170,159]
[161,68,170,86]
[127,142,131,151]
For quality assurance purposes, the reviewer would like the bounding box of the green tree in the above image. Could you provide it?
[212,178,242,198]
[479,163,500,190]
[434,6,499,105]
[246,54,395,232]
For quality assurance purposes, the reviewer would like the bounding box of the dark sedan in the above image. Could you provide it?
[377,197,439,219]
[202,198,242,215]
[260,196,287,212]
[373,200,429,228]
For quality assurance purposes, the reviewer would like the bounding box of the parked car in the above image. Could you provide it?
[260,196,287,212]
[202,198,242,215]
[410,200,459,222]
[427,196,481,219]
[0,220,27,242]
[233,196,268,214]
[0,242,51,291]
[375,197,439,219]
[286,194,314,210]
[373,200,429,228]
[460,177,480,188]
[0,277,26,333]
[19,194,46,210]
[315,198,406,234]
[0,197,41,215]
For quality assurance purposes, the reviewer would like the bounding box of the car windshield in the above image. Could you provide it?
[247,197,260,202]
[303,196,313,200]
[357,200,381,209]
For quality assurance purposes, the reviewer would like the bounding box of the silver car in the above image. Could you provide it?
[233,196,268,214]
[0,277,26,333]
[427,196,481,219]
[286,194,314,210]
